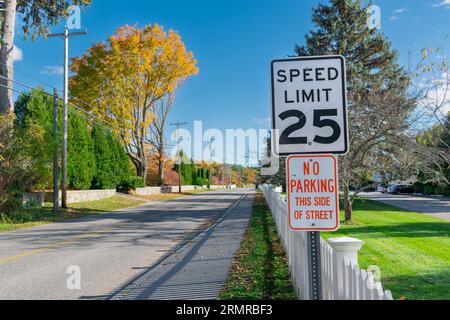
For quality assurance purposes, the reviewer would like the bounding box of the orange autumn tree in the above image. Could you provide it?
[70,24,198,179]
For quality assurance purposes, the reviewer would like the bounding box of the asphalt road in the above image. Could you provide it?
[113,193,254,300]
[0,189,253,300]
[361,192,450,221]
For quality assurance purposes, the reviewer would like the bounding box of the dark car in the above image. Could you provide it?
[388,185,415,195]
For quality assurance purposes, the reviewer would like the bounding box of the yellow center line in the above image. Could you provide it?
[0,212,167,266]
[0,197,232,266]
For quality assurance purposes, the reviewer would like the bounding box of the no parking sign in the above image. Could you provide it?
[286,155,339,231]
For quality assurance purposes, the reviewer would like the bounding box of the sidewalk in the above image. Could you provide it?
[112,191,255,300]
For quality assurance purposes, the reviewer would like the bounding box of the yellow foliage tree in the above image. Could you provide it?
[70,24,198,179]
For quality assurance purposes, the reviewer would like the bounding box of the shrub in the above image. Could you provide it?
[413,182,424,194]
[193,177,207,186]
[434,185,448,196]
[423,184,435,195]
[0,113,40,214]
[117,176,145,193]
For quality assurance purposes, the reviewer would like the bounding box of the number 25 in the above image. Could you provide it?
[279,109,341,145]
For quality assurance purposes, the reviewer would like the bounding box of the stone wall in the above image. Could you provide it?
[43,189,117,205]
[25,184,237,208]
[22,192,46,208]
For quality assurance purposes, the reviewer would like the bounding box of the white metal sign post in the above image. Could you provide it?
[270,55,348,300]
[271,55,348,156]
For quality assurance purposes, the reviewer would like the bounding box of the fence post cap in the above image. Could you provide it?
[327,237,364,251]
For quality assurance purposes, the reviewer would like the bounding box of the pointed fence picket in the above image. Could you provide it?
[261,185,393,300]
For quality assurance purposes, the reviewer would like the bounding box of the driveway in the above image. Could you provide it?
[361,193,450,222]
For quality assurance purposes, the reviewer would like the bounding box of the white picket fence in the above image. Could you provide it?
[261,185,393,300]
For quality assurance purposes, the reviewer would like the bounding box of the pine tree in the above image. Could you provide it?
[67,109,96,190]
[91,125,114,189]
[14,89,58,190]
[109,133,131,187]
[296,0,415,222]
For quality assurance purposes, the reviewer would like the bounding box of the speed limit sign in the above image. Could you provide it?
[271,55,348,156]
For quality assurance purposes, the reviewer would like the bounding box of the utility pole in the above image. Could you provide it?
[48,28,87,209]
[222,163,225,188]
[208,137,215,190]
[244,149,250,188]
[170,121,187,194]
[53,89,59,213]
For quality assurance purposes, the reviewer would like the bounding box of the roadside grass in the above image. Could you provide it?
[0,188,222,233]
[220,193,297,300]
[321,198,450,300]
[0,196,145,233]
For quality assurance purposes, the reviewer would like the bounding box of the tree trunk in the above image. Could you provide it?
[0,0,17,114]
[157,145,164,186]
[136,161,147,182]
[343,185,353,223]
[158,159,164,186]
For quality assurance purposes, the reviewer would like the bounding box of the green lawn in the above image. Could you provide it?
[0,196,145,233]
[220,193,297,300]
[321,198,450,300]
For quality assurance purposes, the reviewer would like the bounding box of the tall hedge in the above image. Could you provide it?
[67,109,96,190]
[92,124,131,189]
[14,89,57,190]
[14,88,132,191]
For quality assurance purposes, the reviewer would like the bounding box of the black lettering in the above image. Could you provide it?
[323,88,332,101]
[303,68,313,81]
[303,90,314,102]
[328,67,339,80]
[277,70,287,83]
[316,67,325,81]
[290,69,300,82]
[285,91,295,103]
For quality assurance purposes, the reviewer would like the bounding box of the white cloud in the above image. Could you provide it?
[390,7,408,21]
[433,0,450,9]
[13,45,23,62]
[394,8,408,14]
[40,65,64,76]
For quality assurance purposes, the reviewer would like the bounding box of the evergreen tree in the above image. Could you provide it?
[109,133,132,187]
[67,109,96,190]
[296,0,415,222]
[91,125,115,189]
[14,89,58,190]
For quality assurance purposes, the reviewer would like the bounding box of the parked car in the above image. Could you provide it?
[364,185,377,192]
[377,184,388,193]
[387,185,415,195]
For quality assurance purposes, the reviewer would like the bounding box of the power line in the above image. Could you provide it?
[0,78,130,137]
[0,60,60,91]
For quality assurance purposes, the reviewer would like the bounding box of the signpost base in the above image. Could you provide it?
[308,231,322,300]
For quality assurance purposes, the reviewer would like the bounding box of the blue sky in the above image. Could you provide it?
[12,0,450,163]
